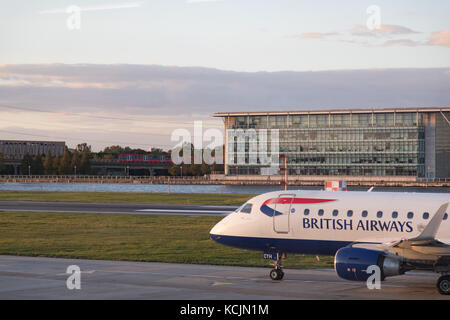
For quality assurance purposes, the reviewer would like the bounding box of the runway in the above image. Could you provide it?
[0,201,237,216]
[0,255,447,300]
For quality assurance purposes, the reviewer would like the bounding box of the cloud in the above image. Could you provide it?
[298,32,339,39]
[38,2,143,14]
[1,64,449,151]
[350,24,420,37]
[293,24,424,47]
[186,0,223,3]
[0,64,449,114]
[427,29,450,47]
[381,39,421,47]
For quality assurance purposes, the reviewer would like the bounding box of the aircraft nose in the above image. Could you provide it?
[209,216,229,242]
[209,220,223,238]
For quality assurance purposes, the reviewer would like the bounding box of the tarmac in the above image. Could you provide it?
[0,255,447,300]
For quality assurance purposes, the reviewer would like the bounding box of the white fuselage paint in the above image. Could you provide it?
[210,190,450,254]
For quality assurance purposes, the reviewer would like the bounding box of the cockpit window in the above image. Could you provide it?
[240,203,253,214]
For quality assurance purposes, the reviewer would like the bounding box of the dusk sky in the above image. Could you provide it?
[0,1,449,151]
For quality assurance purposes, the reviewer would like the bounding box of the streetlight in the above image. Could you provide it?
[74,165,77,176]
[28,165,31,176]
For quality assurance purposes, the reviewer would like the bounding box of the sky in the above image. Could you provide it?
[0,1,449,151]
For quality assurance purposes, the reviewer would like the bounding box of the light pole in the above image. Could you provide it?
[28,165,31,176]
[74,165,77,176]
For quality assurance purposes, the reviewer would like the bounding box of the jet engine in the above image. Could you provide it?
[334,247,403,281]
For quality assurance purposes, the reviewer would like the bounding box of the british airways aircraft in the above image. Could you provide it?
[210,190,450,295]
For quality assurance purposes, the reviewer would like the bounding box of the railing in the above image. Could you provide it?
[0,175,448,186]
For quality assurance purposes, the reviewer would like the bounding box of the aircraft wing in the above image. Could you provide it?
[351,203,450,271]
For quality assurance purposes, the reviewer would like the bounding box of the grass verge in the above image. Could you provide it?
[0,191,253,206]
[0,211,333,269]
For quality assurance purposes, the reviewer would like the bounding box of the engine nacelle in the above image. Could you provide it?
[334,247,402,281]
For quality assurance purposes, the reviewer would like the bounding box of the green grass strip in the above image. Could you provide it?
[0,191,254,206]
[0,211,333,269]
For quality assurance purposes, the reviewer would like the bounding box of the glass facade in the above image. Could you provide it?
[224,111,428,177]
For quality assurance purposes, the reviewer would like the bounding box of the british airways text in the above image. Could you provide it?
[302,218,413,233]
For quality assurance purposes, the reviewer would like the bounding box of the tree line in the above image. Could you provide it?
[0,143,224,176]
[20,148,91,175]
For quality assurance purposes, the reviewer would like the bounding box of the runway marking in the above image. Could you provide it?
[0,208,230,216]
[212,282,234,286]
[136,209,232,214]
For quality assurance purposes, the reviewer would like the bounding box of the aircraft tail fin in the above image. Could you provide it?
[412,203,448,241]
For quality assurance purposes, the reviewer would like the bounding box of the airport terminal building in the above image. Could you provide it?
[213,107,450,179]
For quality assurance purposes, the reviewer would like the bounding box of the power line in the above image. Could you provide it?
[0,103,222,127]
[0,129,175,149]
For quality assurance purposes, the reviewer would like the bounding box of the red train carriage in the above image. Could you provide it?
[118,154,173,164]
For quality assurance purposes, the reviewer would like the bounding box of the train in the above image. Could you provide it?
[118,154,173,163]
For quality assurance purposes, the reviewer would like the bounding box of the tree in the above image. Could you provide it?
[43,151,54,175]
[168,165,180,176]
[76,143,91,153]
[79,151,91,174]
[20,153,33,175]
[71,151,79,174]
[0,152,4,173]
[32,154,44,175]
[53,153,61,175]
[103,145,125,155]
[59,148,72,174]
[200,163,210,176]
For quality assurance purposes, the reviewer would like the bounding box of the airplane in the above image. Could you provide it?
[209,190,450,295]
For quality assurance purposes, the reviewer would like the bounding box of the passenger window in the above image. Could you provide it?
[377,211,383,218]
[423,212,429,220]
[318,209,324,216]
[347,210,353,217]
[332,209,339,217]
[407,212,414,219]
[240,203,253,214]
[361,210,368,218]
[444,213,448,220]
[392,211,398,219]
[304,209,310,216]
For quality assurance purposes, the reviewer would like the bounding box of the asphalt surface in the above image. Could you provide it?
[0,255,447,300]
[0,201,237,216]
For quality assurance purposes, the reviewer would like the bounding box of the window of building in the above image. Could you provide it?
[290,115,308,128]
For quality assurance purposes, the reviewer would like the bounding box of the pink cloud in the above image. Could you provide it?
[427,29,450,47]
[350,24,419,37]
[382,39,420,47]
[300,32,338,39]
